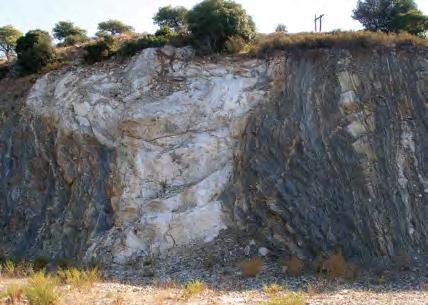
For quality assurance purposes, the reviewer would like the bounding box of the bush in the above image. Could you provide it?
[24,272,59,305]
[283,256,304,276]
[57,267,98,289]
[52,21,87,46]
[262,283,284,296]
[225,35,247,54]
[32,257,49,272]
[1,284,24,304]
[252,31,428,56]
[187,0,256,52]
[260,292,305,305]
[117,35,169,58]
[239,257,263,277]
[15,30,55,74]
[83,36,116,64]
[182,280,205,298]
[321,253,354,278]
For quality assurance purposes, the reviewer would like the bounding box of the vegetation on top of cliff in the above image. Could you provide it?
[252,30,427,56]
[0,0,426,77]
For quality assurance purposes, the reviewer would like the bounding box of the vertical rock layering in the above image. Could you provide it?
[227,48,428,259]
[0,46,426,264]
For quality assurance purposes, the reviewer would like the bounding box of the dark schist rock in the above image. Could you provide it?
[224,48,428,260]
[0,89,115,259]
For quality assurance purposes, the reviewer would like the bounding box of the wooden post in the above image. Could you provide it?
[314,14,325,32]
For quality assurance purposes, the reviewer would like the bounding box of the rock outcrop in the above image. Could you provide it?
[0,45,426,264]
[226,48,428,259]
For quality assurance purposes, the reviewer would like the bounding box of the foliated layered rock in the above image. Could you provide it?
[0,45,426,265]
[226,48,428,259]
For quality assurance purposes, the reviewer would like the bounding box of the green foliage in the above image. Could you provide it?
[0,25,23,61]
[24,272,59,305]
[97,20,134,35]
[52,21,87,45]
[224,35,247,53]
[275,24,287,32]
[352,0,427,35]
[32,257,49,272]
[83,35,116,64]
[2,259,15,276]
[15,30,55,74]
[187,0,256,52]
[117,35,169,57]
[153,5,188,32]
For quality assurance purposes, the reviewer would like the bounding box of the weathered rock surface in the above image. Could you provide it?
[0,45,426,265]
[226,48,428,259]
[0,46,268,264]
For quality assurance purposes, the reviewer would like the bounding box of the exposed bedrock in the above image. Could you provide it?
[226,48,428,260]
[0,46,426,265]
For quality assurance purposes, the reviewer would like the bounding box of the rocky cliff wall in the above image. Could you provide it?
[226,47,428,259]
[0,45,426,265]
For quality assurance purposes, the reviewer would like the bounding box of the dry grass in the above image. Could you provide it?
[252,31,427,56]
[239,257,263,277]
[321,253,354,278]
[284,257,304,277]
[57,267,98,290]
[24,272,60,305]
[260,291,305,305]
[182,280,205,299]
[1,283,24,304]
[262,283,284,296]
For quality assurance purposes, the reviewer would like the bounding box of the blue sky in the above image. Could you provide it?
[1,0,428,35]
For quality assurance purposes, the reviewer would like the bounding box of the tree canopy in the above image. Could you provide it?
[52,21,87,45]
[15,30,55,73]
[153,6,188,32]
[275,24,287,32]
[187,0,256,52]
[0,25,23,61]
[97,20,134,35]
[352,0,428,35]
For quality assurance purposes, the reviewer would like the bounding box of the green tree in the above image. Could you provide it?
[187,0,256,52]
[352,0,427,35]
[153,6,188,32]
[0,25,22,61]
[52,21,88,45]
[97,20,134,35]
[15,30,55,73]
[275,24,287,32]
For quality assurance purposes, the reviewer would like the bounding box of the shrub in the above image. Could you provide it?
[24,272,59,305]
[239,257,263,277]
[252,31,427,56]
[284,256,304,276]
[321,253,352,278]
[260,292,305,305]
[15,30,55,74]
[2,259,15,276]
[32,257,49,272]
[225,35,247,54]
[83,36,116,64]
[262,283,284,296]
[117,35,169,58]
[187,0,256,52]
[57,267,98,289]
[182,280,205,298]
[1,284,24,304]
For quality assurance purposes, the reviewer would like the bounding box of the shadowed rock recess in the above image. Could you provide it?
[0,46,427,265]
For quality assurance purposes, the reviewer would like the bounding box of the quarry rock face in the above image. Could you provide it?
[226,48,428,259]
[0,46,427,264]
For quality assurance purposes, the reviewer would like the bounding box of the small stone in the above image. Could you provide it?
[258,247,269,256]
[244,245,250,256]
